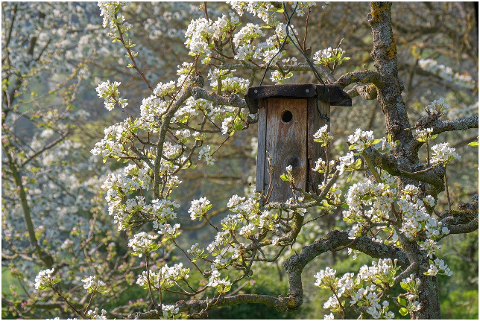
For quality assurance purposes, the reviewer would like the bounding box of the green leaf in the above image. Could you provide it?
[354,158,362,169]
[399,307,409,316]
[398,296,407,306]
[400,282,409,291]
[276,8,284,12]
[346,171,353,183]
[468,141,479,147]
[371,138,382,145]
[280,174,289,182]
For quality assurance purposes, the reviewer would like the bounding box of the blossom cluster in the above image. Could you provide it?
[336,152,359,175]
[34,268,59,290]
[228,2,278,24]
[416,127,435,143]
[198,145,215,165]
[189,197,212,220]
[347,128,375,152]
[96,80,128,111]
[313,124,334,147]
[425,258,453,276]
[136,263,190,291]
[184,15,238,56]
[313,47,349,67]
[398,185,449,240]
[398,274,422,315]
[425,98,450,115]
[312,158,335,174]
[98,2,132,39]
[86,307,108,320]
[430,142,461,166]
[82,276,107,293]
[314,259,398,319]
[207,269,232,294]
[128,232,160,257]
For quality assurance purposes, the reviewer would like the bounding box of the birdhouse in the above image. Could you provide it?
[245,84,352,203]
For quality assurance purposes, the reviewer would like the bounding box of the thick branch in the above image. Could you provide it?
[129,229,408,319]
[153,88,193,198]
[409,115,478,154]
[346,84,378,100]
[130,294,289,319]
[362,148,444,187]
[440,195,478,235]
[191,87,247,108]
[369,2,415,160]
[282,229,409,309]
[334,70,384,89]
[5,147,53,268]
[428,116,478,135]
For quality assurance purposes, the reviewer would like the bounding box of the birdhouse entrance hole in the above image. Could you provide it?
[281,110,293,123]
[245,84,352,203]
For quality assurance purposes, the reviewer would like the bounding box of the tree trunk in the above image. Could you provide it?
[368,2,441,318]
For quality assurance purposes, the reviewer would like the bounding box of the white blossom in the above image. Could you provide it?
[430,142,460,165]
[82,276,106,293]
[188,197,211,220]
[127,232,159,257]
[34,268,56,290]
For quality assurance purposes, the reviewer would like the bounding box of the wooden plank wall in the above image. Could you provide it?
[263,98,307,202]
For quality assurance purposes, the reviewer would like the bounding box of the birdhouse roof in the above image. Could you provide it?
[244,84,352,114]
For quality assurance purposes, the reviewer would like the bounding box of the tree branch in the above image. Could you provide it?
[409,115,478,154]
[129,229,408,319]
[345,84,378,100]
[190,87,247,108]
[334,70,384,89]
[440,194,478,235]
[21,130,71,167]
[362,147,445,187]
[428,116,478,135]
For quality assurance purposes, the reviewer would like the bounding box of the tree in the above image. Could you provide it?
[1,3,145,318]
[13,2,478,319]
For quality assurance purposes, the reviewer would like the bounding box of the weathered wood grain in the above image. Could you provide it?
[256,100,267,193]
[264,98,307,202]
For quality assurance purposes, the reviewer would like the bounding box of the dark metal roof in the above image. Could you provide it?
[245,84,352,114]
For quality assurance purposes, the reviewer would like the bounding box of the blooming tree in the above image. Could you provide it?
[6,1,477,319]
[0,3,150,318]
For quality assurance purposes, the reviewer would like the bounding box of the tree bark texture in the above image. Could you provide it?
[368,2,442,318]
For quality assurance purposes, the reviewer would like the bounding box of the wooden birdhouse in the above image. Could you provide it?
[245,84,352,203]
